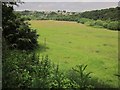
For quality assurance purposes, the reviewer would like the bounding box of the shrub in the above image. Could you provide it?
[103,22,108,28]
[5,16,39,50]
[51,65,71,88]
[32,55,52,88]
[2,50,36,88]
[89,21,96,26]
[3,48,52,88]
[78,18,89,24]
[94,20,103,27]
[107,21,119,30]
[67,64,93,89]
[2,2,39,50]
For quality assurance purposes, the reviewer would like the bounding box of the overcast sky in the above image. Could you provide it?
[14,1,119,12]
[20,0,119,2]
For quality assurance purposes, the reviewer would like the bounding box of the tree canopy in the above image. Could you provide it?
[2,2,39,50]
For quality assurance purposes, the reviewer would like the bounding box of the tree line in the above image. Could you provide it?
[80,7,119,21]
[18,7,120,31]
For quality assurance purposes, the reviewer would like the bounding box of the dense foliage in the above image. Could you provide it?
[80,7,120,21]
[2,2,39,50]
[2,42,113,89]
[2,43,92,89]
[77,18,120,30]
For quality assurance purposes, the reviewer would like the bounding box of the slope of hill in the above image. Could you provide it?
[18,7,120,21]
[80,7,120,21]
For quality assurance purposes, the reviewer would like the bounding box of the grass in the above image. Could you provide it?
[30,20,118,87]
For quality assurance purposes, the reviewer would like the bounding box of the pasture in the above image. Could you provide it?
[30,20,118,87]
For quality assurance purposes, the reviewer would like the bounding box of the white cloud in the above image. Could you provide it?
[21,0,119,2]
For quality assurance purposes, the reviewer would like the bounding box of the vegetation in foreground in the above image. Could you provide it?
[3,43,113,89]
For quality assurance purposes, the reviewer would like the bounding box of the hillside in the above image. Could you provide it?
[18,7,120,21]
[80,7,120,21]
[17,7,120,31]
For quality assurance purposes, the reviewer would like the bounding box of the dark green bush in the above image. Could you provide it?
[3,48,51,88]
[32,55,52,88]
[2,50,35,88]
[67,64,93,89]
[2,2,39,50]
[51,65,71,88]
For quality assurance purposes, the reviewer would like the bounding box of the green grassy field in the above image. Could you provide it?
[30,20,118,87]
